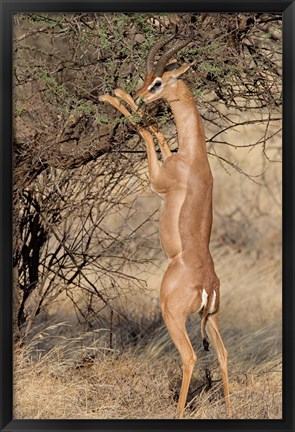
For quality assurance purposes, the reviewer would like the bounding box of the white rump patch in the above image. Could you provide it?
[199,289,208,311]
[209,290,217,314]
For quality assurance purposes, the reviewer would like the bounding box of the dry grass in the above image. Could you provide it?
[13,246,282,419]
[13,317,282,419]
[13,127,282,419]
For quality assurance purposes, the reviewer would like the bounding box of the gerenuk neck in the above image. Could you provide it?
[166,80,207,160]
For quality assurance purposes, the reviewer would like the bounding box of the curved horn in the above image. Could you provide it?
[154,39,192,77]
[146,31,177,73]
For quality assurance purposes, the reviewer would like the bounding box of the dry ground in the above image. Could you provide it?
[13,126,282,420]
[13,247,282,420]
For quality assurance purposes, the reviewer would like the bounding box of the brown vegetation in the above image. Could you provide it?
[13,12,281,419]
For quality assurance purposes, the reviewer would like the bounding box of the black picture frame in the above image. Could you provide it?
[1,1,294,431]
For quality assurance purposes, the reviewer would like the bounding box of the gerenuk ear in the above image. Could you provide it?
[164,62,180,72]
[163,61,196,80]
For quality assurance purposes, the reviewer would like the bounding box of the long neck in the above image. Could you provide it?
[166,80,207,159]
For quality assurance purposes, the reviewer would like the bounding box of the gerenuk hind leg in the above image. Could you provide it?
[205,313,231,416]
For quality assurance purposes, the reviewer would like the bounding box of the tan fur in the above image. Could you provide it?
[99,62,231,419]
